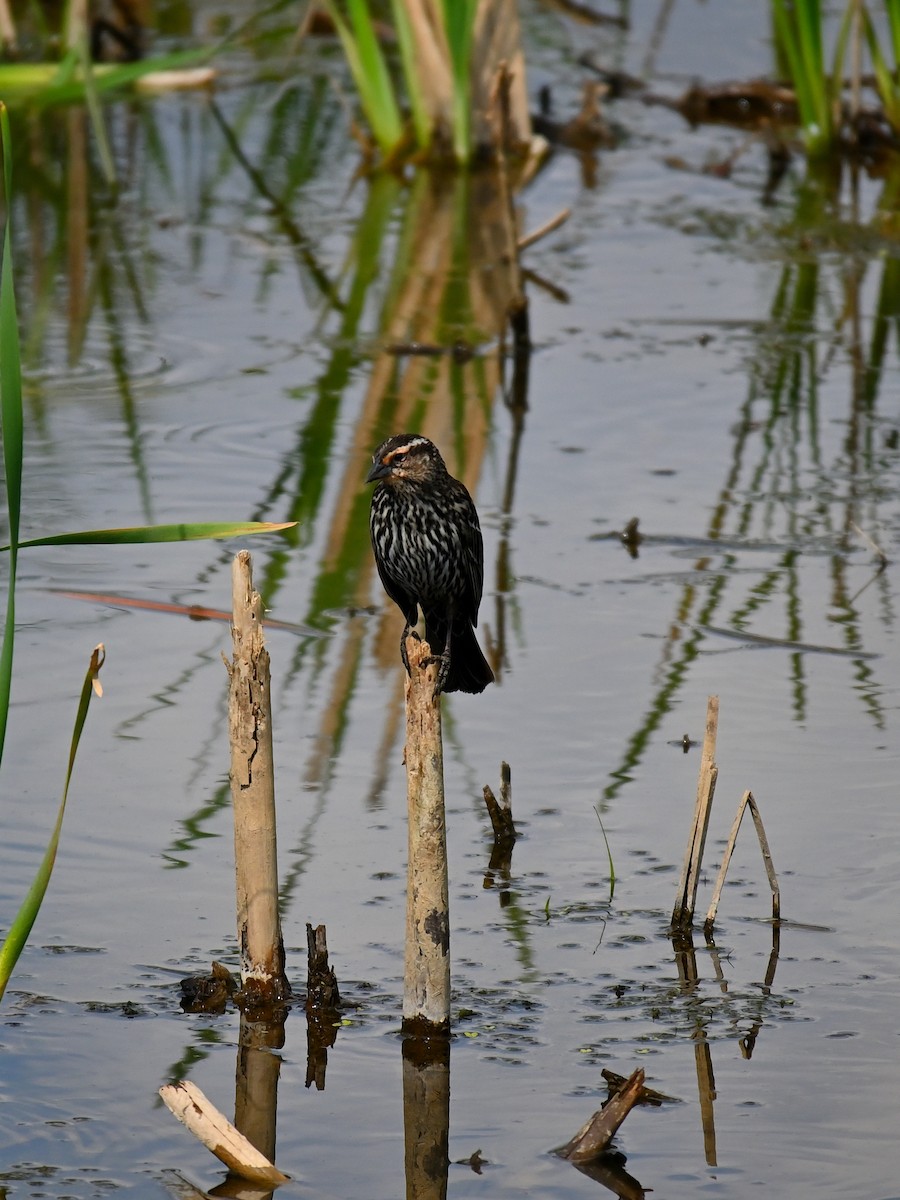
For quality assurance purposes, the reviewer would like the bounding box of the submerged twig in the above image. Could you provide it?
[517,207,571,251]
[850,521,889,569]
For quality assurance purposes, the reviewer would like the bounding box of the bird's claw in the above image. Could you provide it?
[400,626,422,675]
[427,650,452,701]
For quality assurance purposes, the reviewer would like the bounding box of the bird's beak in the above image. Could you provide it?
[366,459,390,483]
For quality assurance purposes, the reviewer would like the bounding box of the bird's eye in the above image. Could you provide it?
[392,452,406,465]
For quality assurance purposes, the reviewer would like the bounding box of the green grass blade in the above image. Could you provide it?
[771,0,832,154]
[321,0,404,155]
[0,644,105,1002]
[0,104,23,770]
[73,29,117,186]
[862,5,900,133]
[0,48,214,105]
[593,805,616,901]
[441,0,478,162]
[887,0,900,65]
[390,0,431,149]
[2,520,296,551]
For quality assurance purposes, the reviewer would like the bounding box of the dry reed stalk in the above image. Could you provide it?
[402,0,454,142]
[471,0,532,151]
[704,789,781,934]
[402,635,450,1035]
[227,551,291,1005]
[671,695,719,932]
[0,0,15,50]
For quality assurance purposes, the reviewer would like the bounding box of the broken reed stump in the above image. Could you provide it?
[403,635,450,1037]
[671,695,719,934]
[306,922,341,1013]
[482,761,517,846]
[227,551,291,1006]
[304,922,341,1088]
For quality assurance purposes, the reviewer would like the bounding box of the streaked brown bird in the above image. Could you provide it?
[366,434,494,696]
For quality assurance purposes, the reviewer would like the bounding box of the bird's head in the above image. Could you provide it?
[365,435,446,487]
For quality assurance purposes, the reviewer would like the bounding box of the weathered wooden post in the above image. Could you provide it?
[227,550,291,1006]
[402,635,450,1036]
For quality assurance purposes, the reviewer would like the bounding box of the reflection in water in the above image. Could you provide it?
[602,161,900,810]
[671,932,718,1167]
[234,1010,286,1168]
[402,1037,450,1200]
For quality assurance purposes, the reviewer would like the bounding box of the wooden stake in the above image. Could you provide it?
[227,551,291,1005]
[402,636,450,1036]
[671,696,719,932]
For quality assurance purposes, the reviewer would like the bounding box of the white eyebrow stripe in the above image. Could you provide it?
[387,437,427,462]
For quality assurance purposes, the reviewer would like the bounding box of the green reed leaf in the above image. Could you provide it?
[0,521,296,551]
[0,104,23,770]
[0,645,105,1002]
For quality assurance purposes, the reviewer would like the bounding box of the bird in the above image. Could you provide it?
[366,433,494,696]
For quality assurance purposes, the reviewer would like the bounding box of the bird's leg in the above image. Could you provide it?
[400,620,421,676]
[432,629,452,700]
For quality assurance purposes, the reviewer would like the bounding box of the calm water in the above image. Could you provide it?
[2,3,900,1197]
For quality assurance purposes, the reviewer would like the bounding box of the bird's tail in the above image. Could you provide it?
[435,618,494,694]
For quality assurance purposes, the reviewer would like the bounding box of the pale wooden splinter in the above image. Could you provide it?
[159,1080,289,1186]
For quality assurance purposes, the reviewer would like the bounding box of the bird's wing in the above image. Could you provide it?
[455,491,484,626]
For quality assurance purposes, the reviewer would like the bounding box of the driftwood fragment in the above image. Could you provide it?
[670,80,799,129]
[159,1080,289,1186]
[554,1068,645,1162]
